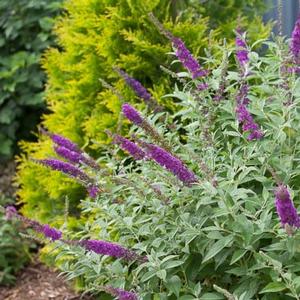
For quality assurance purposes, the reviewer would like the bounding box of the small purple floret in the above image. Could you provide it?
[275,185,300,228]
[172,37,207,79]
[122,103,144,125]
[41,224,62,241]
[81,240,140,261]
[114,134,145,160]
[145,144,197,185]
[103,286,138,300]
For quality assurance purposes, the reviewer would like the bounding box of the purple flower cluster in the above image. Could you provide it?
[145,144,197,185]
[102,286,138,300]
[5,206,62,241]
[50,133,82,154]
[236,84,263,141]
[113,134,146,160]
[235,31,249,66]
[37,159,91,183]
[116,68,152,103]
[54,146,82,164]
[80,240,142,261]
[54,145,100,170]
[275,185,300,228]
[40,224,62,241]
[122,103,144,125]
[291,15,300,62]
[172,37,207,79]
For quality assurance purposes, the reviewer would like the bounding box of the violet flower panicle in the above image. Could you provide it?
[54,145,100,171]
[172,37,208,79]
[113,134,146,160]
[275,185,300,231]
[34,159,100,198]
[114,67,152,103]
[122,103,143,125]
[235,30,249,67]
[80,240,146,262]
[5,206,62,241]
[148,13,207,79]
[121,103,171,152]
[144,143,197,185]
[291,14,300,63]
[101,286,138,300]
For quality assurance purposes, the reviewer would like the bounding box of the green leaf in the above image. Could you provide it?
[200,292,225,300]
[259,282,286,293]
[203,235,234,263]
[166,275,182,297]
[230,249,247,265]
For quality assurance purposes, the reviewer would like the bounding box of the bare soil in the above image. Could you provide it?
[0,260,94,300]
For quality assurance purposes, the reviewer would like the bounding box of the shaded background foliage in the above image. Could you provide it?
[16,0,270,226]
[0,0,61,160]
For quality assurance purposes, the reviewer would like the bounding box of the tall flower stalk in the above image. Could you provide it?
[5,206,145,262]
[144,143,197,186]
[122,103,171,151]
[5,206,62,241]
[34,159,100,198]
[275,185,300,232]
[113,134,146,160]
[291,14,300,64]
[148,12,207,79]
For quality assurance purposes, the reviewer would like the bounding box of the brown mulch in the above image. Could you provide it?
[0,261,94,300]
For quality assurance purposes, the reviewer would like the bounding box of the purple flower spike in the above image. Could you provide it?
[41,224,62,241]
[275,185,300,228]
[291,15,300,62]
[145,144,197,185]
[235,31,249,66]
[54,146,82,164]
[37,159,91,183]
[80,240,142,261]
[116,68,152,103]
[50,133,82,154]
[122,103,144,125]
[5,206,17,220]
[102,286,138,300]
[113,134,146,160]
[172,37,207,79]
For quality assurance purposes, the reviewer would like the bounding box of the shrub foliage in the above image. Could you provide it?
[16,0,270,224]
[9,17,300,299]
[0,0,61,159]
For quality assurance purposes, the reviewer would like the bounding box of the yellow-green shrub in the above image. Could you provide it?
[17,0,270,224]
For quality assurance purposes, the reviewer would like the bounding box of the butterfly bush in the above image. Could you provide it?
[7,16,300,300]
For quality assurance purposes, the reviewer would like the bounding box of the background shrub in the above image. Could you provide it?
[0,0,61,160]
[16,0,270,226]
[0,196,31,285]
